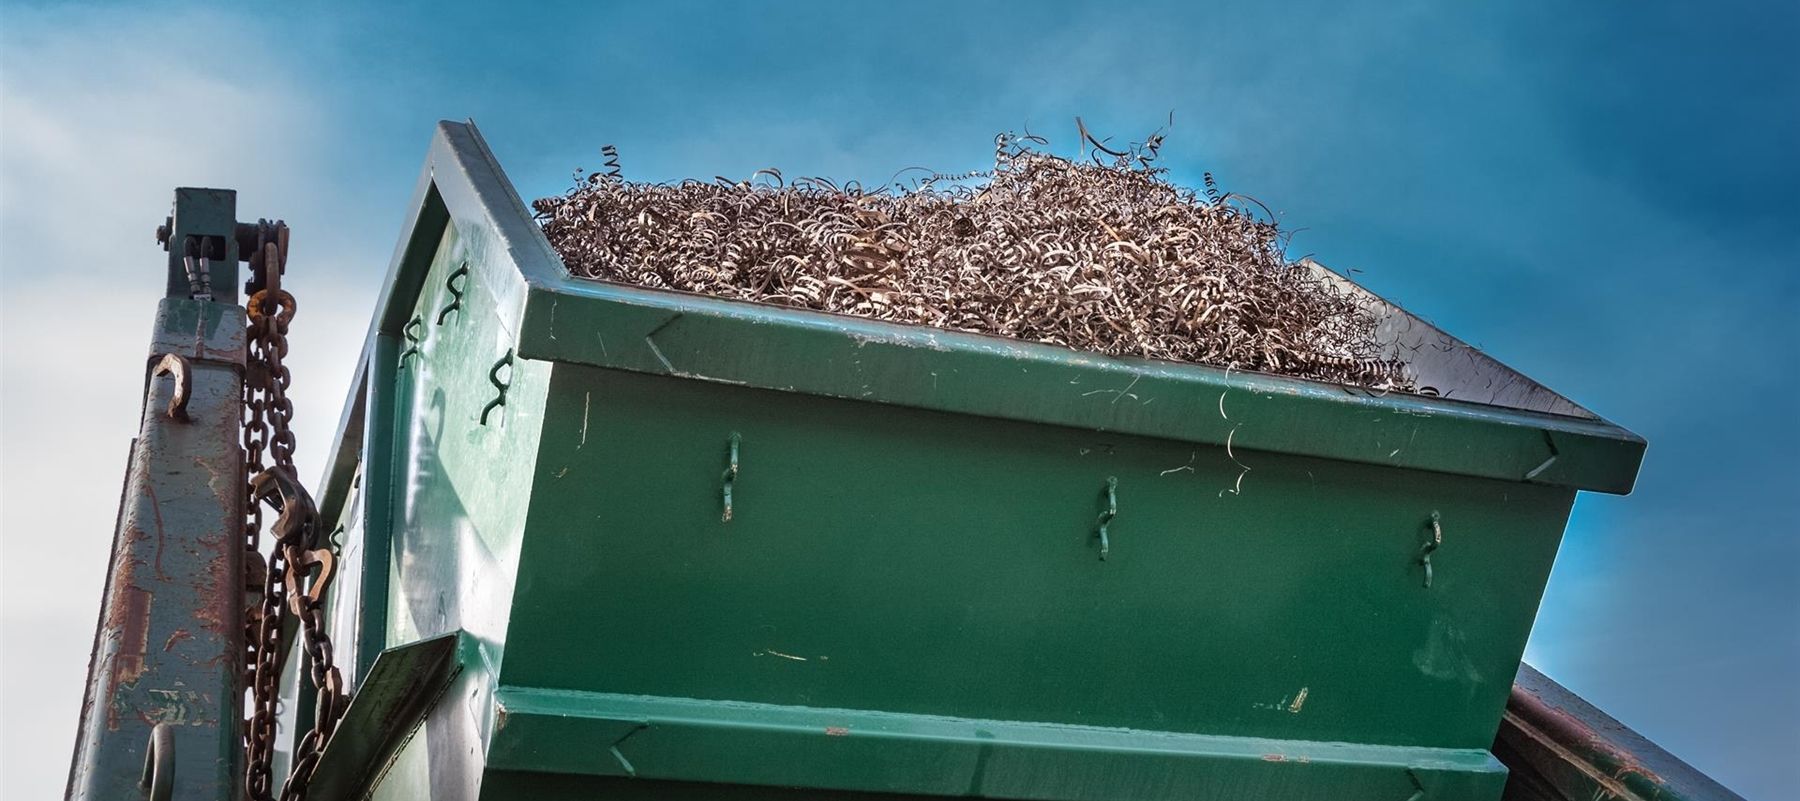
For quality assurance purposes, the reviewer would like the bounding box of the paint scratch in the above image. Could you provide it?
[1111,374,1141,405]
[579,391,591,448]
[1288,687,1309,713]
[1161,452,1197,476]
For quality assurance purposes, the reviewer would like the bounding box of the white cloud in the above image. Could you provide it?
[0,7,376,798]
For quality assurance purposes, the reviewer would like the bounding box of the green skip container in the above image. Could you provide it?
[299,121,1645,801]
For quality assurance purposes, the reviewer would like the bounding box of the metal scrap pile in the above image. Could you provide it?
[534,130,1410,390]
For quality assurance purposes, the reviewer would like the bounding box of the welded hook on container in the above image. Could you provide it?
[480,349,514,426]
[1418,511,1442,588]
[1095,476,1118,561]
[399,315,424,367]
[436,264,470,325]
[721,433,741,523]
[151,353,192,421]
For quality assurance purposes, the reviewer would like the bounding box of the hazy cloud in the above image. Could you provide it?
[1,7,370,797]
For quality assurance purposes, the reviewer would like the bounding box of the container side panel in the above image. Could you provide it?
[483,687,1509,800]
[372,218,551,801]
[518,283,1644,494]
[502,365,1574,751]
[325,463,367,686]
[480,763,1504,801]
[368,667,488,801]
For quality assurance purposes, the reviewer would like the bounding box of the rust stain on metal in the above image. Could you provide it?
[163,629,193,652]
[1529,688,1667,788]
[1505,680,1670,797]
[105,584,153,730]
[151,353,193,421]
[144,482,171,582]
[190,534,236,647]
[191,558,229,635]
[825,726,850,737]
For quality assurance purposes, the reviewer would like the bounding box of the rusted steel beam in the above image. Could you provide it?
[1495,664,1746,801]
[67,191,250,801]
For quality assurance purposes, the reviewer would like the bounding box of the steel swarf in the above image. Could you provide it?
[533,131,1411,392]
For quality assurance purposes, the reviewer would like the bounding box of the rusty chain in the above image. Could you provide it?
[240,220,345,801]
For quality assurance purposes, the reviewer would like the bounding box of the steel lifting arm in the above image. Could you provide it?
[69,188,344,801]
[67,188,254,800]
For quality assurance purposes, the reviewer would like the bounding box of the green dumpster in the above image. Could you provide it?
[304,121,1644,801]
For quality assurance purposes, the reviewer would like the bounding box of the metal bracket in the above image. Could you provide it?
[154,188,241,304]
[303,632,471,801]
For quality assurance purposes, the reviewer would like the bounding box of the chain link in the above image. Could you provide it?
[240,221,346,801]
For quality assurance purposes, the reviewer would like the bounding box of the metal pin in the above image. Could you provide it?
[1095,476,1118,560]
[1418,511,1442,588]
[721,432,741,522]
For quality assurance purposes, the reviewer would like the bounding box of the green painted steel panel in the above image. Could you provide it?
[308,121,1647,801]
[516,281,1644,495]
[502,364,1571,751]
[309,632,470,801]
[485,688,1508,800]
[70,297,248,801]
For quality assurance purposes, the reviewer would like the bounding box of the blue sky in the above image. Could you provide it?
[2,2,1795,798]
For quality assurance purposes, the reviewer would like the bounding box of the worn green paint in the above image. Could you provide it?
[503,364,1572,750]
[308,122,1646,801]
[71,188,250,801]
[355,206,551,801]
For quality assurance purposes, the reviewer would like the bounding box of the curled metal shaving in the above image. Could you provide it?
[533,128,1411,391]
